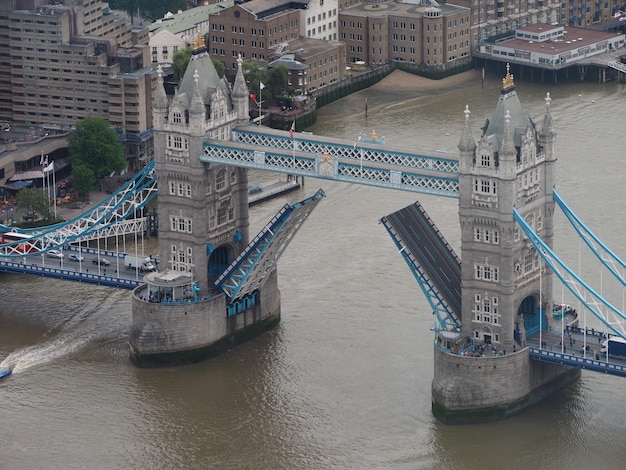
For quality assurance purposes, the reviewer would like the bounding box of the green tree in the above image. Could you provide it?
[17,187,50,220]
[243,61,268,98]
[68,117,127,179]
[138,0,187,22]
[243,62,289,100]
[212,59,225,79]
[172,46,192,81]
[267,64,288,97]
[71,165,97,199]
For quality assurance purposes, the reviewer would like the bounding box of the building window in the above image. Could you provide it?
[216,169,226,190]
[474,262,499,282]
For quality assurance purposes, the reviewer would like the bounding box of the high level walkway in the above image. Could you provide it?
[201,127,460,198]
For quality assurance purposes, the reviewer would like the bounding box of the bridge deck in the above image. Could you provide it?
[384,201,461,320]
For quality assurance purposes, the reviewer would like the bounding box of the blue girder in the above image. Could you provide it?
[0,161,157,256]
[553,188,625,286]
[215,189,325,302]
[514,207,626,340]
[201,128,460,198]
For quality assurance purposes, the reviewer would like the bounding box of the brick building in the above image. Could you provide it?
[208,0,345,88]
[339,1,471,66]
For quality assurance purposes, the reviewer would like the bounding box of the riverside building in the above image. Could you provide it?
[0,0,156,169]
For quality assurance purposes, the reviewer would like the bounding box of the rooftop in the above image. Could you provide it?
[149,3,235,35]
[341,1,468,18]
[497,26,624,57]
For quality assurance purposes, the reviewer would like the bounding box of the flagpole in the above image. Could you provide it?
[258,83,262,126]
[52,163,57,219]
[41,151,46,199]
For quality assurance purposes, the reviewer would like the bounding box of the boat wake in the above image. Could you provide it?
[0,290,129,375]
[0,330,99,374]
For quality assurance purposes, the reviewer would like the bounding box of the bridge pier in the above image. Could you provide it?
[129,269,281,367]
[432,348,580,424]
[130,42,283,366]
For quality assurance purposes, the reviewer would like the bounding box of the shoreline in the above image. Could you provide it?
[315,68,484,121]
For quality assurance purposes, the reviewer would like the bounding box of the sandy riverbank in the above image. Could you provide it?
[316,68,484,121]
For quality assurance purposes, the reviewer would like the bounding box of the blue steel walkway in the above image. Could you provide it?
[526,325,626,378]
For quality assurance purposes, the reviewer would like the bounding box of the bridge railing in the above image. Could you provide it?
[529,347,626,377]
[0,259,140,289]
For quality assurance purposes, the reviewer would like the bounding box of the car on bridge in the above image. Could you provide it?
[47,249,64,259]
[68,254,85,262]
[92,257,111,266]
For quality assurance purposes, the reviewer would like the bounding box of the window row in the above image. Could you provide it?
[170,244,193,272]
[166,135,188,150]
[473,293,500,324]
[170,216,193,234]
[474,263,500,282]
[168,181,192,198]
[474,228,500,244]
[473,178,497,195]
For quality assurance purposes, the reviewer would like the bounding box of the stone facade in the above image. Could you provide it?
[431,67,578,423]
[130,40,281,366]
[130,269,281,366]
[432,347,580,423]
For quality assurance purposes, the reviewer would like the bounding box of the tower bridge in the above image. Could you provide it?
[2,45,625,424]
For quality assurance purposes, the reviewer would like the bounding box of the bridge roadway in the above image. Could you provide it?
[382,201,461,328]
[526,325,626,378]
[0,247,152,289]
[201,127,460,198]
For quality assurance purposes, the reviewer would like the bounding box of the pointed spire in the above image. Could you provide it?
[541,92,554,134]
[232,54,247,98]
[458,104,476,153]
[500,109,516,159]
[154,65,168,110]
[190,68,205,116]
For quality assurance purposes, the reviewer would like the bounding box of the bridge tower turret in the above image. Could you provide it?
[130,32,281,367]
[432,66,578,423]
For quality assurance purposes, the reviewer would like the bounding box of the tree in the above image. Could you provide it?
[172,46,192,81]
[267,65,289,97]
[212,59,225,79]
[71,165,97,199]
[17,187,50,220]
[138,0,187,22]
[68,117,127,180]
[243,62,289,100]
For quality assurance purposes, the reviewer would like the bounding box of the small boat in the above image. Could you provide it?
[0,368,12,381]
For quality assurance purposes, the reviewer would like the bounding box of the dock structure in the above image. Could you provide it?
[475,24,626,83]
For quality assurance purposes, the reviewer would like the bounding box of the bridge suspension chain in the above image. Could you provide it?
[554,188,626,286]
[514,208,626,340]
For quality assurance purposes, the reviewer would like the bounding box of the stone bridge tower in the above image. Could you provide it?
[151,39,250,294]
[432,67,580,423]
[130,39,282,367]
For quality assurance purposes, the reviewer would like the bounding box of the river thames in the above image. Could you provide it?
[1,69,625,469]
